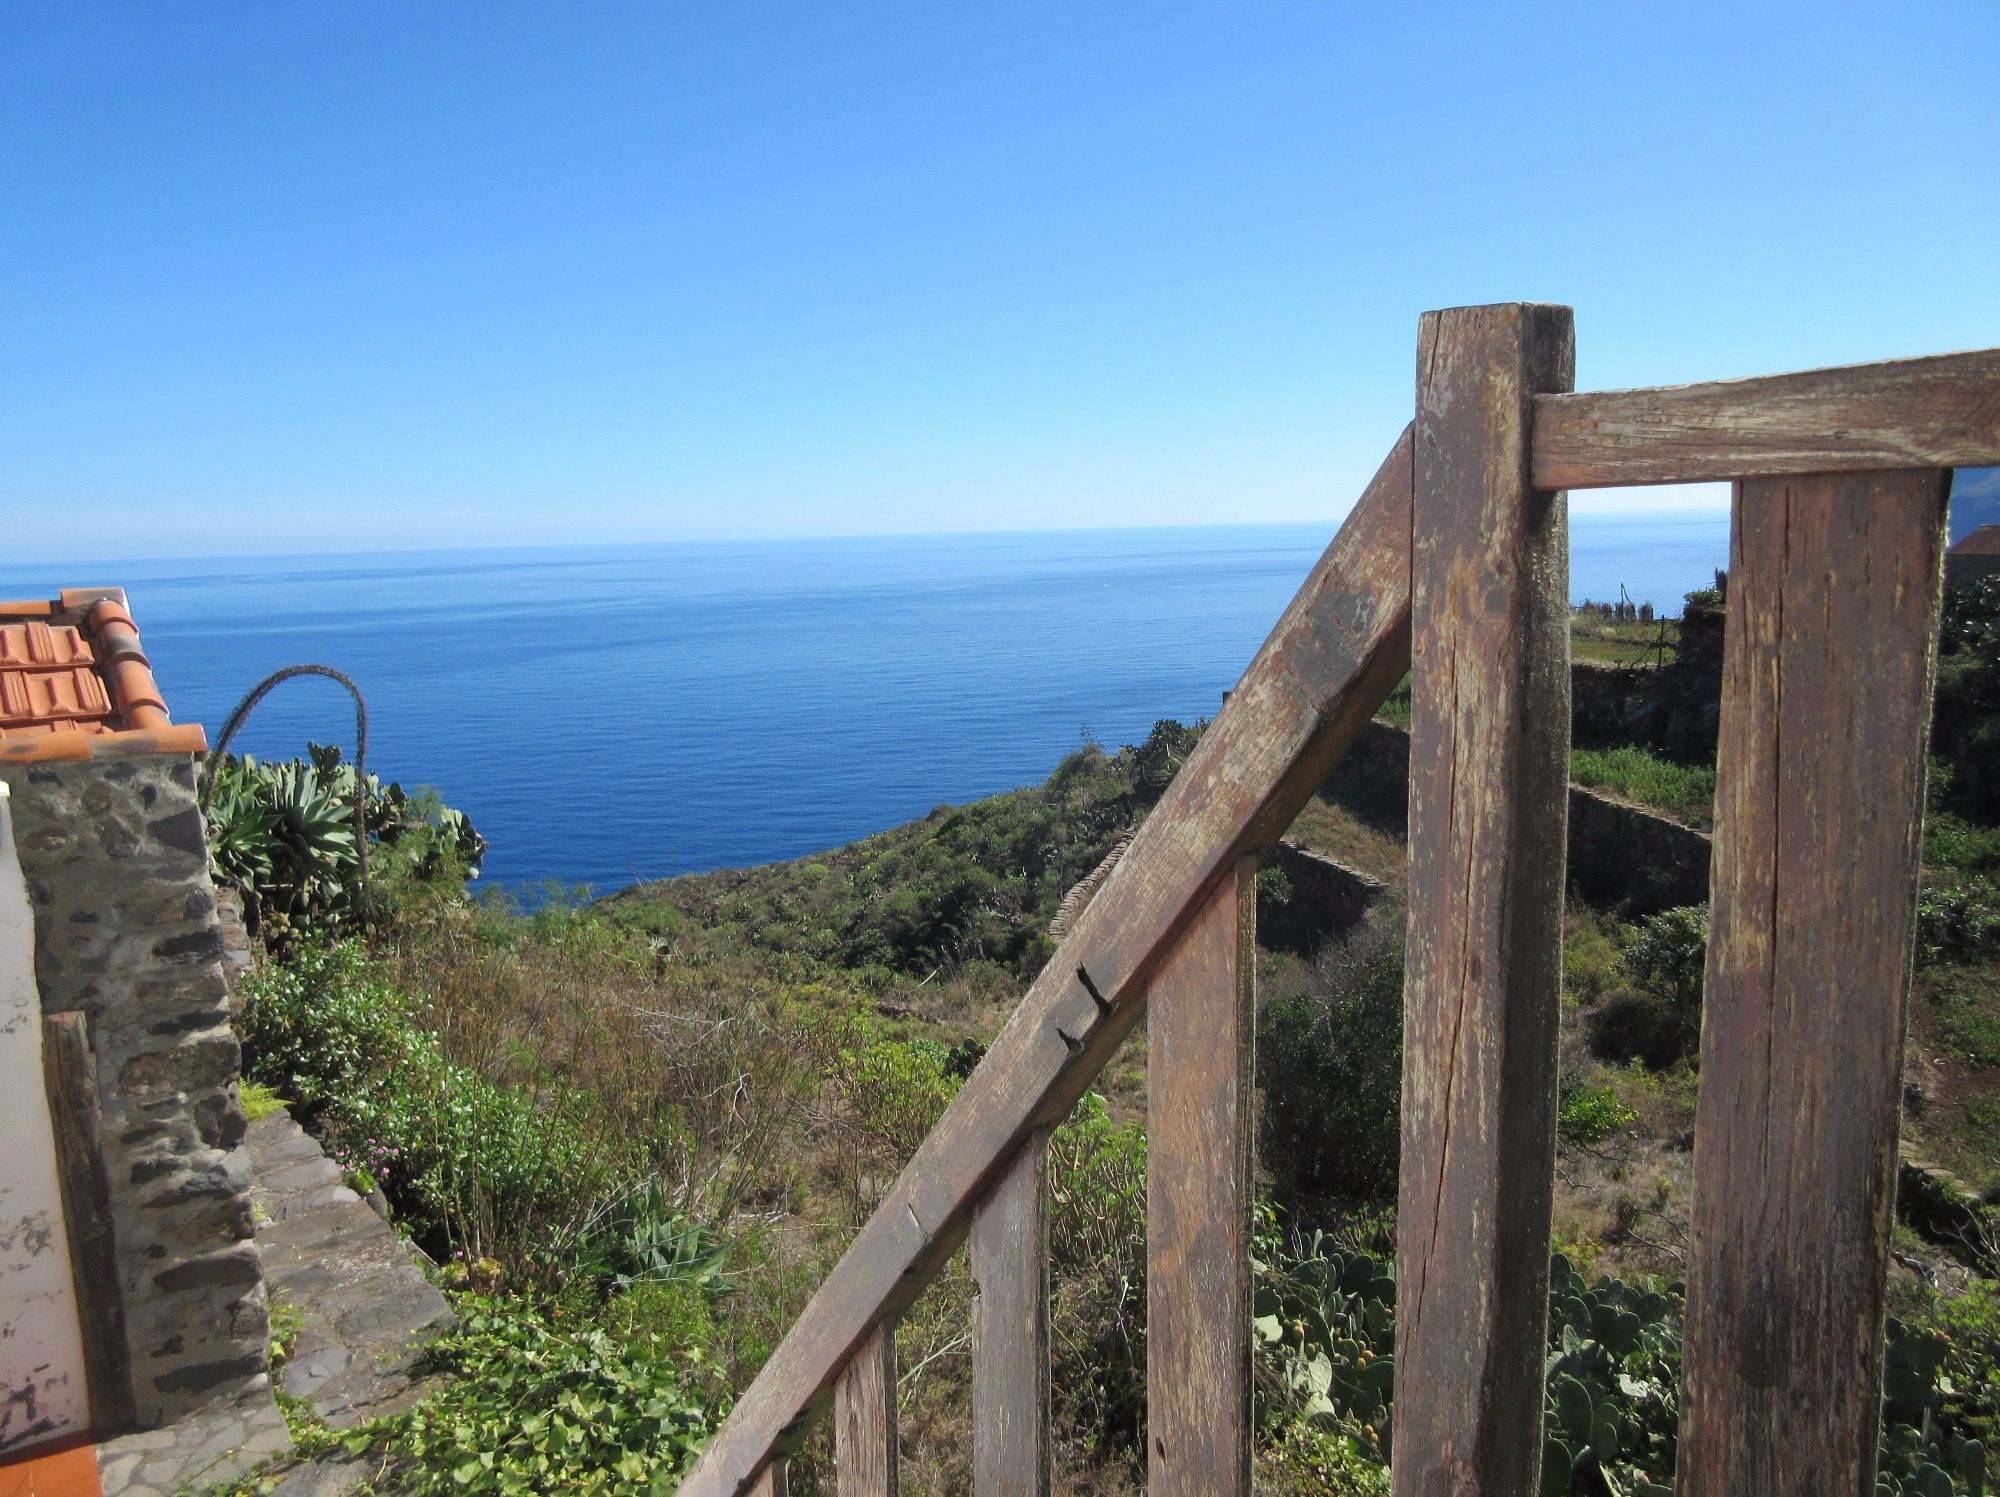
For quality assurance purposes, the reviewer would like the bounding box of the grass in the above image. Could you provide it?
[1570,613,1679,667]
[1570,745,1716,825]
[1933,965,2000,1069]
[1280,796,1408,892]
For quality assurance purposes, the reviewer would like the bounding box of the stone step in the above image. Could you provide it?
[245,1111,454,1431]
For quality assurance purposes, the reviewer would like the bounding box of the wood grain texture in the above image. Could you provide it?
[675,425,1415,1496]
[1146,859,1257,1496]
[747,1460,788,1497]
[1394,303,1573,1497]
[41,1010,138,1433]
[971,1130,1050,1496]
[1678,468,1949,1497]
[834,1321,898,1496]
[1532,347,2000,488]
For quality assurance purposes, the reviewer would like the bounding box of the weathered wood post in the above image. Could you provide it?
[833,1320,897,1495]
[1147,856,1259,1495]
[1394,302,1574,1497]
[971,1130,1052,1495]
[1678,468,1949,1496]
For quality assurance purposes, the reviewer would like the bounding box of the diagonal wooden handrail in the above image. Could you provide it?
[676,424,1417,1496]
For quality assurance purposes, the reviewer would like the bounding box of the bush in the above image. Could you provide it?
[1919,879,2000,967]
[1259,915,1405,1206]
[238,943,614,1271]
[1587,995,1690,1072]
[1047,1092,1149,1469]
[315,1297,723,1494]
[1621,905,1708,1025]
[1927,812,2000,875]
[1558,1081,1637,1146]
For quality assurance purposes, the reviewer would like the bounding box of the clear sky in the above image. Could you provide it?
[4,1,1996,561]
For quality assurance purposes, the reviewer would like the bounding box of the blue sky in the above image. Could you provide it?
[4,2,1996,561]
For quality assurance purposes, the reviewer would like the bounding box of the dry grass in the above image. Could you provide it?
[1281,796,1409,892]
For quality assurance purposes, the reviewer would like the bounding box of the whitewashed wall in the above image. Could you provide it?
[0,779,89,1454]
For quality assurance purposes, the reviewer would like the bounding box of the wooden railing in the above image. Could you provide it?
[678,305,2000,1497]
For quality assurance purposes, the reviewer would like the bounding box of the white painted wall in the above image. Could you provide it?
[0,779,91,1453]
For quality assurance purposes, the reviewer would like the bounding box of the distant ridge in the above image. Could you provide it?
[1954,466,2000,543]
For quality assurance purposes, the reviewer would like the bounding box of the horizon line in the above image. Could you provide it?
[1,502,1735,575]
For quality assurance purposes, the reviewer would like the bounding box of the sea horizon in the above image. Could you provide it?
[1,513,1734,892]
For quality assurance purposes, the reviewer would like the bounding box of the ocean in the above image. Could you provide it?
[4,510,1730,892]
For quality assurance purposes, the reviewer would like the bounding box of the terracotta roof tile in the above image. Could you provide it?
[1953,525,2000,557]
[0,621,94,670]
[0,589,205,762]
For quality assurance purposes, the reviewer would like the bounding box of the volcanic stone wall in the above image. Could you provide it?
[0,751,267,1428]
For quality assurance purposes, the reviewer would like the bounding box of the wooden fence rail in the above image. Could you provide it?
[677,306,2000,1497]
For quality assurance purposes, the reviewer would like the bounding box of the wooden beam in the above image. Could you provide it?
[1532,346,2000,488]
[833,1321,897,1496]
[41,1010,138,1434]
[1678,468,1949,1497]
[1394,303,1573,1497]
[970,1130,1050,1496]
[747,1460,788,1497]
[1146,858,1256,1496]
[675,424,1415,1496]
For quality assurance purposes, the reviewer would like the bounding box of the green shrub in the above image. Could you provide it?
[1558,1082,1637,1146]
[1563,908,1631,1006]
[1586,995,1690,1071]
[1249,1230,2000,1496]
[1048,1092,1149,1469]
[1927,813,2000,876]
[1919,879,2000,967]
[1621,905,1708,1023]
[1570,747,1716,824]
[318,1297,722,1494]
[1936,576,2000,823]
[237,943,614,1269]
[1259,916,1404,1206]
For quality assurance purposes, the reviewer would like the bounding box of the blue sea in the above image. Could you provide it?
[4,511,1729,892]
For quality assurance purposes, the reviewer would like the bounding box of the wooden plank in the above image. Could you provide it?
[41,1010,138,1434]
[1678,468,1949,1497]
[833,1321,897,1496]
[1146,858,1256,1496]
[1394,303,1573,1497]
[675,424,1415,1496]
[970,1129,1050,1496]
[747,1460,788,1497]
[1532,346,2000,488]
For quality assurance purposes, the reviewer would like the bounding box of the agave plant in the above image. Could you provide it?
[203,742,483,935]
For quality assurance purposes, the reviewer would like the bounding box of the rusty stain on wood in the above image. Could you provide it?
[42,1009,138,1434]
[675,426,1414,1496]
[1146,857,1257,1496]
[1394,302,1573,1497]
[833,1319,898,1496]
[1677,467,1949,1497]
[970,1129,1051,1495]
[1532,347,2000,488]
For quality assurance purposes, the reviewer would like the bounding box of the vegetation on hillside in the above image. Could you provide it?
[199,579,2000,1494]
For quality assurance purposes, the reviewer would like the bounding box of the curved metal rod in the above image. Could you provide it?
[198,664,371,904]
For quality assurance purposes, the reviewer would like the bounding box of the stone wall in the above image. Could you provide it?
[1256,841,1386,960]
[0,751,267,1429]
[1316,720,1712,917]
